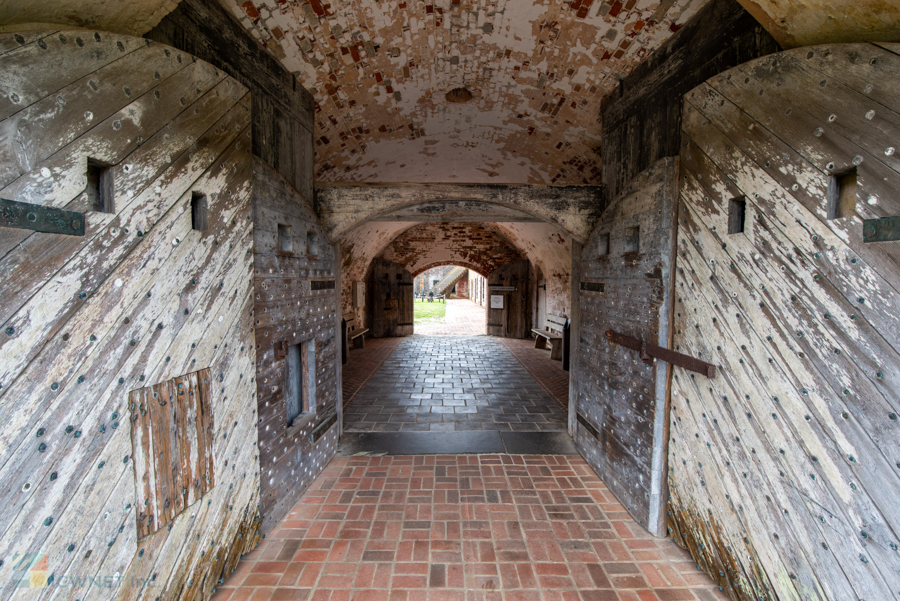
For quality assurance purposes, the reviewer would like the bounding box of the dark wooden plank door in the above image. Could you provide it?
[369,257,413,337]
[486,260,529,338]
[572,158,678,538]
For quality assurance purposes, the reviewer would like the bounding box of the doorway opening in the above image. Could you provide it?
[412,265,487,335]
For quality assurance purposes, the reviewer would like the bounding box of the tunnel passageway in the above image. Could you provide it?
[339,335,573,456]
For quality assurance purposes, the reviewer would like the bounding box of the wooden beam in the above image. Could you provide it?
[316,183,604,243]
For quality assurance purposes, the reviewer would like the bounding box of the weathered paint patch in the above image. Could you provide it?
[219,0,707,184]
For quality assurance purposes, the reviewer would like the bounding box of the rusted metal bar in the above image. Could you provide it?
[606,330,716,378]
[863,216,900,243]
[0,197,85,236]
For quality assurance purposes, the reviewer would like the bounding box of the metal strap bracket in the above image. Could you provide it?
[606,330,716,378]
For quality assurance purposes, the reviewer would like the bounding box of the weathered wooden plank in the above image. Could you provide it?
[42,465,137,601]
[0,73,241,264]
[131,387,159,540]
[0,218,253,576]
[0,30,54,56]
[794,44,900,118]
[0,40,192,188]
[685,163,895,528]
[676,194,900,577]
[719,51,900,178]
[0,70,238,327]
[169,374,188,518]
[0,33,261,601]
[194,370,213,501]
[0,57,231,211]
[679,146,900,426]
[48,465,135,599]
[0,96,250,397]
[672,244,849,600]
[0,129,251,463]
[0,30,148,121]
[120,354,256,600]
[0,130,252,542]
[681,102,900,343]
[146,308,257,593]
[673,249,899,599]
[691,79,900,219]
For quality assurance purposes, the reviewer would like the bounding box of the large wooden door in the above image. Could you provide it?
[486,260,529,338]
[571,158,678,538]
[0,29,258,600]
[369,257,413,337]
[669,44,900,601]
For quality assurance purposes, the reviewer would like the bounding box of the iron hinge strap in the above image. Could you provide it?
[606,329,716,378]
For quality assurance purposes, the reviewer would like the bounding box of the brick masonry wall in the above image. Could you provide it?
[455,271,469,298]
[379,222,524,277]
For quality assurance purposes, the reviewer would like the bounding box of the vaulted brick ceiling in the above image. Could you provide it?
[219,0,711,184]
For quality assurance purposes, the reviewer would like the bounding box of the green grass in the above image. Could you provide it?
[414,299,446,324]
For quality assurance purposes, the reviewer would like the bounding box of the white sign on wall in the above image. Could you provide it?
[490,294,504,309]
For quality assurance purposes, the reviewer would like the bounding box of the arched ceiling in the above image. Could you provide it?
[2,1,896,184]
[219,0,711,184]
[339,217,571,309]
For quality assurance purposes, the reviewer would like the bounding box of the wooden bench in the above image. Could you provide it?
[341,312,369,364]
[532,314,567,360]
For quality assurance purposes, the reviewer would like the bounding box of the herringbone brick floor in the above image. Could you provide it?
[211,455,726,601]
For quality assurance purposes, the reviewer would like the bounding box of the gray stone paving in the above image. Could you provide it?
[343,335,568,432]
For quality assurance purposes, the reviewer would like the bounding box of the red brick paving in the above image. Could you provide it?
[498,339,569,410]
[212,455,726,601]
[343,337,404,406]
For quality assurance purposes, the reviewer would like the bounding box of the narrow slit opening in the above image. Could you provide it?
[728,198,746,234]
[191,192,208,232]
[624,226,640,254]
[86,158,114,213]
[598,233,609,256]
[278,224,293,253]
[827,168,857,220]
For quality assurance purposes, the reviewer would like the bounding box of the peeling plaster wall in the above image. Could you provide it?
[218,0,710,184]
[494,222,572,319]
[0,1,180,36]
